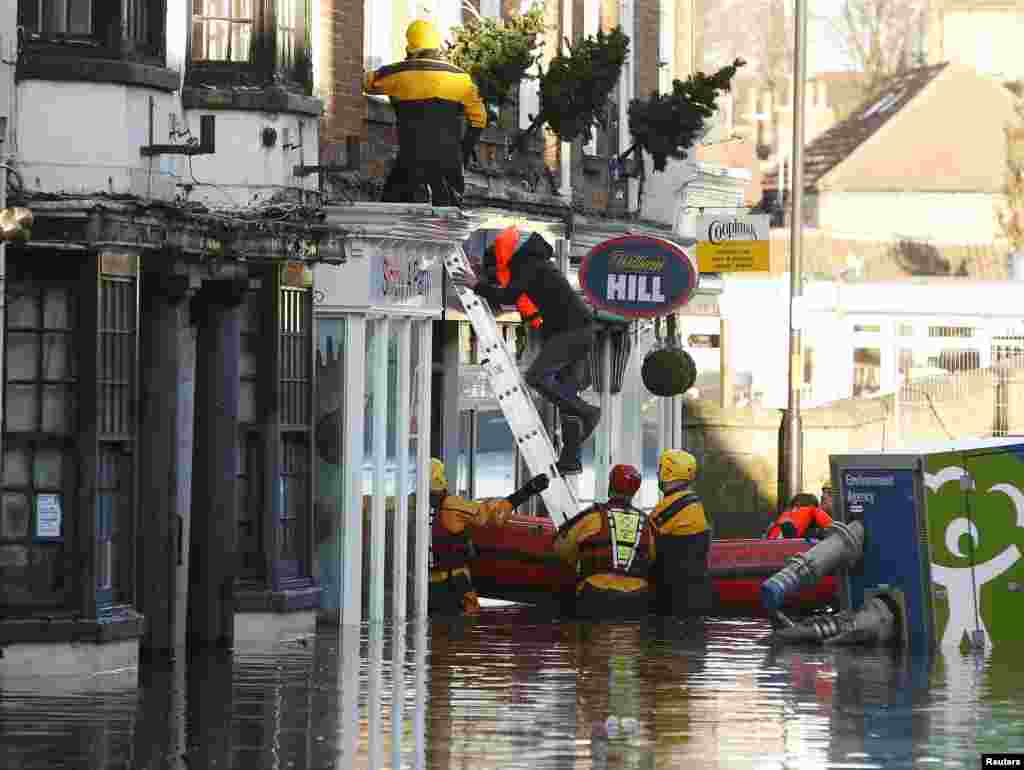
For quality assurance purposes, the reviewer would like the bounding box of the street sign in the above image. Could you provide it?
[579,235,699,319]
[696,214,770,272]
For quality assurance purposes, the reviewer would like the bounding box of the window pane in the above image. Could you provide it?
[206,19,229,60]
[231,24,252,63]
[239,380,255,423]
[41,385,74,434]
[67,0,92,34]
[42,334,74,380]
[43,287,71,329]
[3,448,30,486]
[232,0,251,18]
[7,290,39,328]
[33,449,63,488]
[1,493,31,538]
[6,333,39,380]
[6,385,39,431]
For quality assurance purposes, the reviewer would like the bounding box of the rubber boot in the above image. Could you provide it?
[557,416,583,475]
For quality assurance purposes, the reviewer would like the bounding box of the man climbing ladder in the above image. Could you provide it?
[451,226,601,475]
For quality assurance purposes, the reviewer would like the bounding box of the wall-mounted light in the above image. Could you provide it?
[262,127,278,148]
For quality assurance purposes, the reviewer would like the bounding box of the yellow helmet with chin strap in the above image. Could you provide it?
[658,449,697,486]
[430,458,448,494]
[407,19,442,54]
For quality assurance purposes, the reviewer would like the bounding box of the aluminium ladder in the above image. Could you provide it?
[442,246,580,527]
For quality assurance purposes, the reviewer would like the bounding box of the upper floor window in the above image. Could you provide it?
[188,0,311,90]
[19,0,163,60]
[191,0,253,63]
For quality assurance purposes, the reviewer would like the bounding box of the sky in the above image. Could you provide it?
[808,0,855,74]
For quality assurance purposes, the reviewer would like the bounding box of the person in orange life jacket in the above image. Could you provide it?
[553,464,656,619]
[363,20,488,206]
[765,493,834,541]
[648,449,715,618]
[455,225,601,476]
[429,458,549,616]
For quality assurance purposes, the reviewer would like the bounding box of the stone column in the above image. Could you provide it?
[188,277,247,649]
[138,271,196,658]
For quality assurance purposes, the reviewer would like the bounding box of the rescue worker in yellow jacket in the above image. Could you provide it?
[429,459,549,615]
[553,464,656,619]
[649,449,714,618]
[363,20,488,206]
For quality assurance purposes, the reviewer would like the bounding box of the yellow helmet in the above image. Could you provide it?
[406,19,442,54]
[658,449,697,485]
[430,458,448,493]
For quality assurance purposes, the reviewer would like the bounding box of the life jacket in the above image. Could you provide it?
[767,505,833,540]
[651,489,709,537]
[429,495,477,571]
[494,227,543,330]
[575,502,653,583]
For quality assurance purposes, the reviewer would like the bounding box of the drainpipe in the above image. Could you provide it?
[559,0,573,201]
[618,0,636,211]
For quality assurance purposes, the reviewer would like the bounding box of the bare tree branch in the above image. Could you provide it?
[826,0,926,95]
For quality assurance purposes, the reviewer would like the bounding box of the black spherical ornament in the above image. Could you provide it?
[641,348,697,397]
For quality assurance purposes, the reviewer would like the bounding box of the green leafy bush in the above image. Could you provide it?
[627,58,746,172]
[536,27,630,144]
[446,4,546,119]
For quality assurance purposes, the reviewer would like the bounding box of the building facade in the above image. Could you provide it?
[0,0,345,655]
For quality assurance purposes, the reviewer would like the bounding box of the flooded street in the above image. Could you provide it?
[1,604,1022,769]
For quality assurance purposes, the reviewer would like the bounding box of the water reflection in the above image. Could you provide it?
[1,610,1023,769]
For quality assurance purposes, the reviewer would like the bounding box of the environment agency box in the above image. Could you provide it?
[830,437,1024,652]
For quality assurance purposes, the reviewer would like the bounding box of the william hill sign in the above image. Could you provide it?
[579,235,699,319]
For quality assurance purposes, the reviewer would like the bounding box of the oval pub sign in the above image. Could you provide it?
[579,235,699,319]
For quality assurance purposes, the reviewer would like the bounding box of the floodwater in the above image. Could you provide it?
[1,603,1023,770]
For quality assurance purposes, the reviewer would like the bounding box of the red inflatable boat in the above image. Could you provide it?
[469,513,839,616]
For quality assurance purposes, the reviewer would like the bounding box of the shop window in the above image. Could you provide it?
[237,289,261,578]
[928,325,974,339]
[853,347,881,397]
[278,284,312,579]
[18,0,163,60]
[96,274,137,608]
[2,273,77,608]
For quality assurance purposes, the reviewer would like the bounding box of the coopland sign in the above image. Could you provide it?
[579,235,699,319]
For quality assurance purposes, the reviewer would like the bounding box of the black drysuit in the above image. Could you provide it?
[363,55,488,206]
[473,234,601,471]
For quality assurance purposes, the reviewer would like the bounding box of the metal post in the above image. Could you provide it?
[414,320,433,619]
[369,316,389,623]
[393,318,411,624]
[340,315,367,626]
[780,0,808,509]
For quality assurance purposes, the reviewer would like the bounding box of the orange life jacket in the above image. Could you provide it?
[494,226,543,330]
[430,496,477,571]
[767,505,834,539]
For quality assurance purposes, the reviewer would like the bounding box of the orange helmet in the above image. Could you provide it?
[492,226,521,274]
[609,464,642,498]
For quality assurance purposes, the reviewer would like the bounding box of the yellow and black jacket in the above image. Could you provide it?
[649,488,709,537]
[364,55,487,171]
[649,486,714,617]
[553,500,656,597]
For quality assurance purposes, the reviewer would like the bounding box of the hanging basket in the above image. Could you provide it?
[642,344,697,397]
[588,325,633,394]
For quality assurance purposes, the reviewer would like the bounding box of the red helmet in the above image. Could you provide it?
[609,464,642,498]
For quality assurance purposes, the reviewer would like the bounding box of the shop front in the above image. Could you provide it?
[313,203,478,625]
